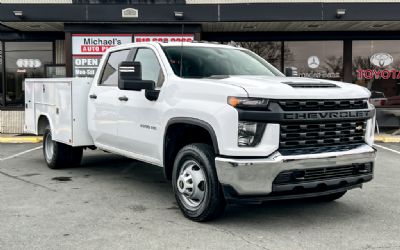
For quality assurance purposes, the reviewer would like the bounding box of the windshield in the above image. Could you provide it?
[162,46,284,78]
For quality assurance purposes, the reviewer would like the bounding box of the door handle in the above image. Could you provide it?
[119,96,129,102]
[89,94,97,99]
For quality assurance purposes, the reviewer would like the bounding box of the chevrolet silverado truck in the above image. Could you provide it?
[25,42,376,221]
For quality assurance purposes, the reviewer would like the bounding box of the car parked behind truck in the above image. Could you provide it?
[25,42,376,221]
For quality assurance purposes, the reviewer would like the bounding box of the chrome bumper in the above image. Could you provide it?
[215,144,376,196]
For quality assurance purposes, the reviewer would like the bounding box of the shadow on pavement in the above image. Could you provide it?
[66,150,366,227]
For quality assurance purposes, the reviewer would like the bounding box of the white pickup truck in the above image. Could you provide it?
[25,42,376,221]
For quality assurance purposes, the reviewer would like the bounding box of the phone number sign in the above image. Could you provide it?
[134,34,194,43]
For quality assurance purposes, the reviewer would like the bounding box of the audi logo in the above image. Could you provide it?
[16,59,42,68]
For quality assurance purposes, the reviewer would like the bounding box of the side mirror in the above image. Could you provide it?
[285,67,298,77]
[118,61,155,91]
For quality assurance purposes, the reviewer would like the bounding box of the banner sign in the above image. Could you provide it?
[356,52,400,80]
[72,34,132,56]
[72,34,194,77]
[72,34,132,77]
[134,34,194,43]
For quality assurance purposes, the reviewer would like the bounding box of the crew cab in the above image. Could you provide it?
[25,42,376,221]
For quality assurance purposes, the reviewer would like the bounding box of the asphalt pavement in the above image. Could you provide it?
[0,143,400,250]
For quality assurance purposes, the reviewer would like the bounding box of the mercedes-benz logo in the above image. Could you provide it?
[307,56,320,69]
[370,53,393,68]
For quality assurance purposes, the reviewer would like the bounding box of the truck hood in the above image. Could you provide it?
[218,76,371,99]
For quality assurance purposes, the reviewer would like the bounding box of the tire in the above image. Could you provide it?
[43,127,83,169]
[172,143,226,222]
[310,191,347,202]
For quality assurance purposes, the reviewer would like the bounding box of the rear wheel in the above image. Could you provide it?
[172,143,226,222]
[43,128,83,169]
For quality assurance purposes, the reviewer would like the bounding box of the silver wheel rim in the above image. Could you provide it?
[45,133,54,162]
[176,160,207,210]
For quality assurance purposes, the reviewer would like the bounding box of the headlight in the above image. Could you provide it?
[228,97,269,110]
[238,121,266,147]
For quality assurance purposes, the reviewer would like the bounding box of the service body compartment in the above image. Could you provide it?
[24,78,94,147]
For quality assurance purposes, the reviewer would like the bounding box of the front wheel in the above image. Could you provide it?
[172,143,226,222]
[43,128,83,169]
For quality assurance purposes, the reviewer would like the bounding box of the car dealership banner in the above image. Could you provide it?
[72,34,194,77]
[72,34,132,77]
[134,34,194,43]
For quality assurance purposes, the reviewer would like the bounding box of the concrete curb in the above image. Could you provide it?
[374,134,400,143]
[0,136,42,144]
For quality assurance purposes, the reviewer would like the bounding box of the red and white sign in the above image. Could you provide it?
[134,34,194,43]
[356,52,400,80]
[72,34,132,56]
[356,69,400,80]
[72,34,131,77]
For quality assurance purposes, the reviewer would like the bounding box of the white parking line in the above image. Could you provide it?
[0,146,43,161]
[374,144,400,156]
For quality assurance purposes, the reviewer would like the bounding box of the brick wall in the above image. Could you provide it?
[0,110,25,134]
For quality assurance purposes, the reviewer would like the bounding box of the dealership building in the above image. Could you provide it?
[0,0,400,133]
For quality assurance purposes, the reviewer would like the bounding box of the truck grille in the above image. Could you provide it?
[278,99,368,111]
[280,120,366,149]
[273,163,373,185]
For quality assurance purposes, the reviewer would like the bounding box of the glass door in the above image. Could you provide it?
[5,42,53,107]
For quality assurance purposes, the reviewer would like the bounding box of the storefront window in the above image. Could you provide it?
[73,0,185,3]
[353,40,400,108]
[284,41,343,81]
[5,42,53,107]
[0,41,3,107]
[230,42,282,70]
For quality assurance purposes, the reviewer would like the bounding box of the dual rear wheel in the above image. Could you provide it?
[43,128,83,169]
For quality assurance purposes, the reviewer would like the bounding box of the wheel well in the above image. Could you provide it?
[37,115,50,135]
[163,122,218,180]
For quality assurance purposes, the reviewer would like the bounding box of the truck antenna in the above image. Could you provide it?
[179,23,184,77]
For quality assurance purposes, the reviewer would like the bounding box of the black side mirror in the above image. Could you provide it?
[118,61,155,91]
[285,67,298,77]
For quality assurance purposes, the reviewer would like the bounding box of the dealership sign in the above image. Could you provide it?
[356,52,400,80]
[134,34,194,43]
[72,34,132,55]
[72,34,194,77]
[72,34,132,77]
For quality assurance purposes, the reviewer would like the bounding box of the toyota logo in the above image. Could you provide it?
[370,53,393,68]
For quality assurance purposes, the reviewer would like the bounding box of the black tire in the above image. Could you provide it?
[310,191,347,202]
[43,128,83,169]
[172,143,226,222]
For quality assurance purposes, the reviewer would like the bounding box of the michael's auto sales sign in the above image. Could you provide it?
[72,34,132,55]
[72,34,132,77]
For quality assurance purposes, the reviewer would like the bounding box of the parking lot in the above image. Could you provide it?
[0,143,400,250]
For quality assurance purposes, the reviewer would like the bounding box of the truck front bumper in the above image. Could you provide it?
[215,144,376,203]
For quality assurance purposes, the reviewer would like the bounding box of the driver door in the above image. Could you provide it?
[117,47,165,162]
[88,49,133,148]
